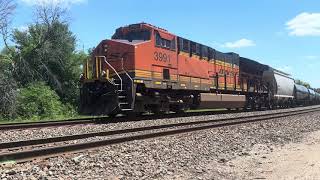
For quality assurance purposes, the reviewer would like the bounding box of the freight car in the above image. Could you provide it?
[316,92,320,103]
[262,68,295,108]
[294,84,310,106]
[79,23,318,116]
[308,89,316,105]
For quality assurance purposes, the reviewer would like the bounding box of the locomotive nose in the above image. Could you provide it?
[80,81,119,115]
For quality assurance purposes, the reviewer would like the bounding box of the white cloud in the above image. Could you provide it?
[286,12,320,36]
[20,0,86,7]
[223,38,256,49]
[304,55,319,60]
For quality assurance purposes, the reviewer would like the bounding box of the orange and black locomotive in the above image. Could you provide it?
[79,23,319,116]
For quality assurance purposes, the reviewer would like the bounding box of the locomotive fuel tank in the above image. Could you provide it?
[199,93,246,109]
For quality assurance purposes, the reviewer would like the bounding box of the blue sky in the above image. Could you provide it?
[7,0,320,87]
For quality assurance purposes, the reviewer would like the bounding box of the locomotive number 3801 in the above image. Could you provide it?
[154,51,170,63]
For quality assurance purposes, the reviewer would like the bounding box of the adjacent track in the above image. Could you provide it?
[0,118,99,131]
[0,109,236,131]
[0,106,319,164]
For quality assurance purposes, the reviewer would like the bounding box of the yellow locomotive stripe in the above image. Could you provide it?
[179,51,189,57]
[191,77,201,83]
[192,55,201,59]
[85,60,89,79]
[135,70,152,78]
[170,75,178,81]
[153,72,162,79]
[179,76,191,82]
[215,60,225,66]
[89,67,240,90]
[95,57,99,79]
[201,79,211,84]
[224,62,232,67]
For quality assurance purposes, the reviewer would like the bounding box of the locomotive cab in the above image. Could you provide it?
[79,23,172,116]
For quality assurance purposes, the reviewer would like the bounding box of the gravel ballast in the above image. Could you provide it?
[1,106,320,179]
[1,105,319,143]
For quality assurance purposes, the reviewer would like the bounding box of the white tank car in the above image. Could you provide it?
[262,68,295,106]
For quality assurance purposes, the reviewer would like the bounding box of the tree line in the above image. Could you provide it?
[0,0,88,120]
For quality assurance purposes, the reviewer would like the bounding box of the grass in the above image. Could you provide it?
[0,108,228,125]
[0,115,104,125]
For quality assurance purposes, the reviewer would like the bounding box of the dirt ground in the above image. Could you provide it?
[216,130,320,179]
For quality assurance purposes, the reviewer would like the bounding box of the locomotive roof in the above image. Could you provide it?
[120,23,174,35]
[239,57,269,74]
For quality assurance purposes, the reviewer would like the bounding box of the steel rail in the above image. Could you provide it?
[0,118,100,131]
[0,107,319,150]
[1,106,318,131]
[0,107,319,164]
[0,109,240,131]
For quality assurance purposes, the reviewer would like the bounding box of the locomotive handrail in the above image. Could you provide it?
[121,57,134,109]
[121,58,133,84]
[96,56,123,91]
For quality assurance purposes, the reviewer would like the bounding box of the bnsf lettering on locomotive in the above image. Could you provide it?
[154,51,170,63]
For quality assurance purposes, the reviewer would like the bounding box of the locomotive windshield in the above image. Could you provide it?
[112,29,151,42]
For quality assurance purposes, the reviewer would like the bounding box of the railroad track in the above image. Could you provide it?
[0,106,315,131]
[0,118,99,131]
[0,109,237,131]
[0,107,319,164]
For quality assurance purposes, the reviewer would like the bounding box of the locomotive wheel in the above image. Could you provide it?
[108,112,118,118]
[150,105,165,115]
[174,109,185,114]
[108,107,121,118]
[124,111,144,118]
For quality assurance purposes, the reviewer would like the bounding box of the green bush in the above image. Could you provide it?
[17,82,68,120]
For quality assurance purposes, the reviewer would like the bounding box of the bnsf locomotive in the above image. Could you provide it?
[79,23,320,116]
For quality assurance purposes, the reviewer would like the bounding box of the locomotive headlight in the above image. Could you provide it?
[79,73,85,82]
[101,70,106,77]
[134,79,144,83]
[104,44,108,52]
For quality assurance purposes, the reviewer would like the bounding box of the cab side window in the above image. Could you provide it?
[191,42,196,55]
[155,31,176,51]
[182,39,190,52]
[156,33,161,46]
[196,44,201,56]
[170,39,176,50]
[202,46,208,59]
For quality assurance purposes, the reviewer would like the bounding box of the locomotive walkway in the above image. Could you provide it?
[0,106,319,164]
